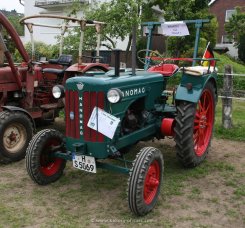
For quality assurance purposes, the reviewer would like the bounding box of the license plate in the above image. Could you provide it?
[72,155,96,173]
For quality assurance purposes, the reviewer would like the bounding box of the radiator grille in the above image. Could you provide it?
[83,91,105,142]
[65,90,79,139]
[66,90,105,141]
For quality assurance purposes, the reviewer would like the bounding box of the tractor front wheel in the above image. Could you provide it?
[26,129,66,185]
[0,111,33,163]
[128,147,163,216]
[174,81,216,167]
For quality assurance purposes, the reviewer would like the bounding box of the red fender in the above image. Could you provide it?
[80,63,109,73]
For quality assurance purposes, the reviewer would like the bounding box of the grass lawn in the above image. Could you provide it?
[214,99,245,141]
[215,52,245,74]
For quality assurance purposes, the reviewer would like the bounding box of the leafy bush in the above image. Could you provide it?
[14,41,59,62]
[225,7,245,63]
[238,34,245,63]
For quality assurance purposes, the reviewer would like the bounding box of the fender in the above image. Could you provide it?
[175,72,217,103]
[81,63,109,73]
[2,106,36,130]
[65,63,109,73]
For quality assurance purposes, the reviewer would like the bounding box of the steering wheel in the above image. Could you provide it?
[137,49,165,66]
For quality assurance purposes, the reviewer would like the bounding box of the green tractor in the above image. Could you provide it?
[26,19,218,216]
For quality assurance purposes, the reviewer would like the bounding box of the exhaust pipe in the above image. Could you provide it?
[113,49,121,77]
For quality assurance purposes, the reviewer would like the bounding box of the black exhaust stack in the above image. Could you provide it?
[113,49,121,77]
[131,25,137,76]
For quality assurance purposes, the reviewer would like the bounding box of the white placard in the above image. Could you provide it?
[87,107,120,139]
[161,21,189,36]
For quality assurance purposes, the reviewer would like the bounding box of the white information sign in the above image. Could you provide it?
[87,107,120,139]
[161,21,189,36]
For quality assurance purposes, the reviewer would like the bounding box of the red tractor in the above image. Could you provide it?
[0,12,109,163]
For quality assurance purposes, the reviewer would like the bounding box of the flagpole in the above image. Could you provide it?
[201,41,210,65]
[202,41,210,59]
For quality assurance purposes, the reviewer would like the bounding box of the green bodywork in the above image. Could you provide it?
[54,19,218,173]
[176,72,217,103]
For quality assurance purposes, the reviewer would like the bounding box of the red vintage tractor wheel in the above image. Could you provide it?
[144,160,161,205]
[174,81,216,167]
[26,129,66,185]
[194,87,215,156]
[128,147,163,216]
[0,111,33,163]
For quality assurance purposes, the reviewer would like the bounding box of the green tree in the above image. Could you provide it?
[90,0,171,61]
[164,0,217,57]
[61,0,167,59]
[61,0,216,62]
[84,0,142,49]
[7,14,24,36]
[14,41,59,62]
[1,11,24,56]
[225,7,245,62]
[238,34,245,63]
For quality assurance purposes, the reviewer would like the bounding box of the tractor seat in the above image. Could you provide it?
[148,64,179,76]
[42,54,73,77]
[48,54,73,67]
[42,68,65,77]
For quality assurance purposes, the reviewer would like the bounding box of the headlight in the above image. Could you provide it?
[52,85,65,99]
[107,88,123,103]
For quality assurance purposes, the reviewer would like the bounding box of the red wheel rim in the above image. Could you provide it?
[144,160,160,205]
[40,139,63,176]
[193,89,214,156]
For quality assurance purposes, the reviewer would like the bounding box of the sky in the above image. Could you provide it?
[0,0,24,13]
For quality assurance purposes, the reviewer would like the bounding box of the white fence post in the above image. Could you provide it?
[222,65,233,129]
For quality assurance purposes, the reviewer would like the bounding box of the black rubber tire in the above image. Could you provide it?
[174,81,216,168]
[0,111,33,162]
[0,153,11,164]
[128,147,163,216]
[0,112,11,164]
[26,129,66,185]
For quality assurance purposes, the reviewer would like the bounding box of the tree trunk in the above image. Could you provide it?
[105,35,116,49]
[222,65,233,129]
[125,33,132,64]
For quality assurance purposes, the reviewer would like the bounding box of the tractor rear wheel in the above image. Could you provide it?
[0,111,33,162]
[174,81,216,167]
[26,129,66,185]
[128,147,163,216]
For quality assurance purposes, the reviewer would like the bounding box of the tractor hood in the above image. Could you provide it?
[66,70,163,93]
[65,70,165,113]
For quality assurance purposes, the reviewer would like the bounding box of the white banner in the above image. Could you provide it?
[161,21,189,36]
